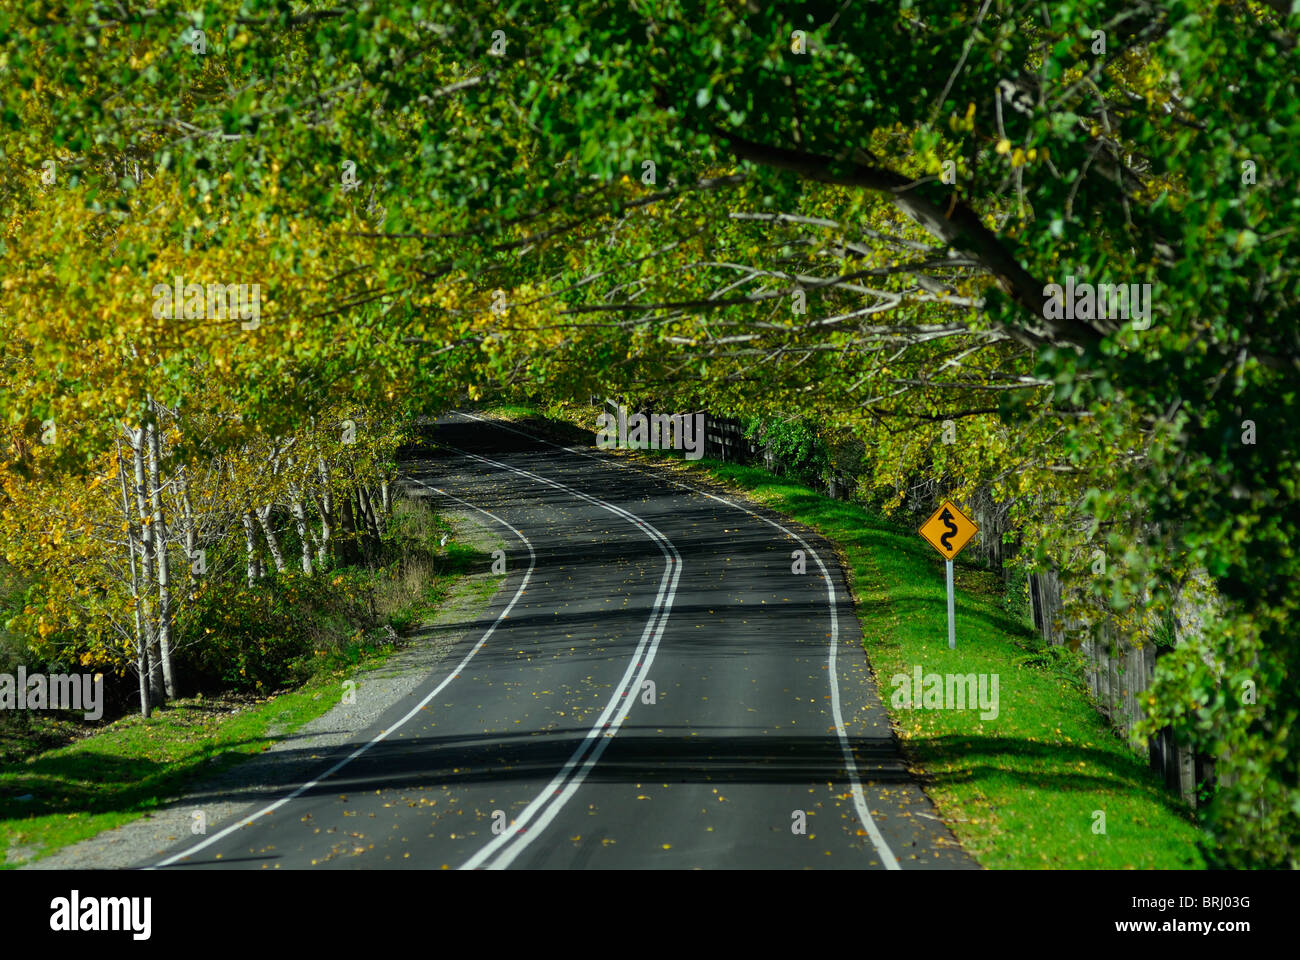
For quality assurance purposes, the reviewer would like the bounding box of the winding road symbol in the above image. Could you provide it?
[919,500,979,561]
[937,507,959,551]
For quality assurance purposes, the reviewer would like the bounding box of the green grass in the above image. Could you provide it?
[683,459,1206,869]
[0,664,359,867]
[483,401,549,421]
[1,516,503,868]
[477,402,1207,869]
[383,541,488,634]
[480,399,595,445]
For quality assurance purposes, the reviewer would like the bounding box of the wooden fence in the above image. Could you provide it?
[1026,569,1208,807]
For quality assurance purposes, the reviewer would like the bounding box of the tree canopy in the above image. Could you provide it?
[2,0,1297,866]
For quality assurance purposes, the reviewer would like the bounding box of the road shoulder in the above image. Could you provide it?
[18,509,506,870]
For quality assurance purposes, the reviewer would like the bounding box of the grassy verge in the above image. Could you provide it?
[1,506,502,868]
[1,662,365,867]
[480,402,1207,869]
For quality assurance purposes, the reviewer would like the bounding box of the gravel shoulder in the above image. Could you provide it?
[21,509,505,870]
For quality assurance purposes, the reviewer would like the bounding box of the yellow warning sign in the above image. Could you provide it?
[919,500,979,561]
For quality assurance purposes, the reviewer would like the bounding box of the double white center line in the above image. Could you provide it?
[441,443,682,870]
[458,412,901,870]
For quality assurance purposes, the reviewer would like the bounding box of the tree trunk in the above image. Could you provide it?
[356,485,381,561]
[338,490,359,565]
[316,457,334,565]
[129,427,165,705]
[351,489,367,563]
[146,416,176,699]
[256,504,288,573]
[137,625,153,720]
[313,491,332,565]
[358,484,382,541]
[242,510,261,587]
[118,443,152,719]
[178,468,198,597]
[288,486,313,575]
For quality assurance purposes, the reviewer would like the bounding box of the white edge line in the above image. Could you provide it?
[459,411,902,871]
[149,482,535,868]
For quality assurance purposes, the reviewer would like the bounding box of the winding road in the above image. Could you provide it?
[143,414,974,870]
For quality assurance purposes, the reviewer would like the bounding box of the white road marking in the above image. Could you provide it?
[463,411,902,870]
[151,484,534,868]
[442,438,682,871]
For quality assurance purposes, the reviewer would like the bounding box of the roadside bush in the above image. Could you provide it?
[177,494,454,693]
[742,416,830,484]
[179,573,342,692]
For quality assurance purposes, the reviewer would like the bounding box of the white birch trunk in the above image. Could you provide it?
[129,427,165,705]
[256,504,288,573]
[315,458,333,565]
[242,510,261,587]
[288,485,313,575]
[117,442,152,718]
[146,416,176,699]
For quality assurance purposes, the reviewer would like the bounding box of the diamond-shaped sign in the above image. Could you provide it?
[919,499,979,561]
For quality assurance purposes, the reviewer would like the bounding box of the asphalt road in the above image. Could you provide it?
[144,414,974,870]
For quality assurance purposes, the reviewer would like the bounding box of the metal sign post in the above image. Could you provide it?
[946,559,956,649]
[918,500,979,650]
